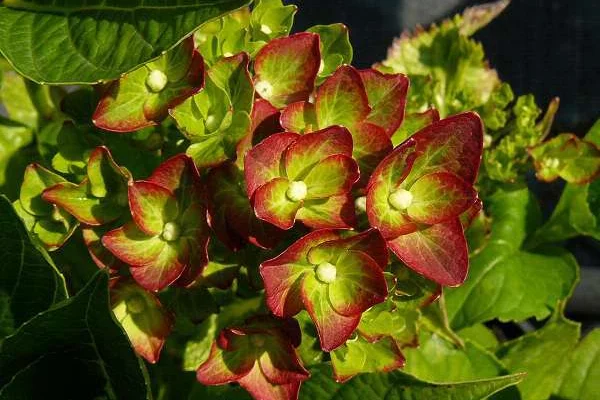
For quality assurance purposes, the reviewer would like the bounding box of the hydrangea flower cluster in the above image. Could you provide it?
[13,2,483,399]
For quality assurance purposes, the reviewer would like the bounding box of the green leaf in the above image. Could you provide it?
[0,271,151,399]
[496,313,580,400]
[300,364,524,400]
[403,332,507,383]
[307,24,353,81]
[0,118,33,197]
[458,324,499,350]
[0,0,251,84]
[553,329,600,400]
[0,67,39,129]
[445,187,579,329]
[0,196,66,339]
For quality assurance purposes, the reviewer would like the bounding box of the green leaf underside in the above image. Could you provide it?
[446,187,578,329]
[0,196,67,339]
[300,364,523,400]
[0,271,150,399]
[0,0,251,84]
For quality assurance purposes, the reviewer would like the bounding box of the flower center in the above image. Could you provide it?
[354,196,367,213]
[286,181,307,202]
[255,80,273,99]
[260,24,272,35]
[543,157,560,169]
[250,335,266,348]
[162,221,181,242]
[315,262,337,284]
[126,295,145,314]
[483,134,493,149]
[146,69,168,93]
[388,188,413,210]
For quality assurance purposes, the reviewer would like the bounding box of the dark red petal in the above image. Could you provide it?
[387,218,468,286]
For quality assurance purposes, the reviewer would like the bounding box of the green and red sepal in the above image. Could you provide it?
[93,37,204,132]
[171,53,254,168]
[254,32,321,108]
[236,99,283,167]
[14,163,78,250]
[207,162,283,250]
[196,316,309,400]
[260,229,388,351]
[359,69,409,136]
[103,155,210,291]
[314,65,394,183]
[43,146,131,226]
[366,112,483,286]
[82,224,126,272]
[387,219,468,286]
[110,278,174,364]
[330,335,405,382]
[280,101,317,134]
[245,127,359,230]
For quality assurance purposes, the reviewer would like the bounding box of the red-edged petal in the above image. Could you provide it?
[252,178,302,230]
[258,335,310,385]
[262,229,341,267]
[280,101,317,133]
[460,197,483,229]
[245,132,299,197]
[260,230,340,317]
[128,241,189,292]
[196,342,255,385]
[147,153,201,195]
[82,225,125,271]
[366,139,419,239]
[309,229,389,270]
[102,222,187,291]
[110,279,174,363]
[260,263,308,317]
[284,125,353,181]
[407,172,477,224]
[237,99,282,164]
[207,162,283,250]
[351,121,393,186]
[410,112,484,184]
[297,193,356,229]
[42,179,123,226]
[359,69,408,135]
[391,108,440,147]
[254,32,321,108]
[327,251,388,316]
[239,364,301,400]
[128,180,179,235]
[315,65,370,129]
[387,218,468,286]
[303,155,359,199]
[301,273,361,351]
[173,203,210,287]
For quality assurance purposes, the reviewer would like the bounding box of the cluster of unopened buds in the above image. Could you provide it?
[15,22,483,400]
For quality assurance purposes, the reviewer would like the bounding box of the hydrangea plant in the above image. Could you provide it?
[0,1,599,400]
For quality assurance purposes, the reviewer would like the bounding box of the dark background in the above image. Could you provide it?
[292,0,600,327]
